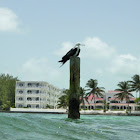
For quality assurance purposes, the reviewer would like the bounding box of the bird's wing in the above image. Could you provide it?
[76,49,80,56]
[62,48,77,59]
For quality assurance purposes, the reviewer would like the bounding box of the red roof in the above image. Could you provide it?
[85,95,104,100]
[109,98,119,100]
[130,98,136,100]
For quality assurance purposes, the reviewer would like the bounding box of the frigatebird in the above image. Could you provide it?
[58,43,85,66]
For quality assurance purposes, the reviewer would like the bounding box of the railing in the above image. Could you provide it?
[16,94,24,96]
[16,86,47,89]
[26,101,41,104]
[26,94,46,96]
[16,93,47,95]
[16,100,24,103]
[110,103,137,105]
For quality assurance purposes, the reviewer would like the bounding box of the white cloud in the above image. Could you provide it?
[109,54,140,77]
[0,8,19,31]
[81,37,116,59]
[119,54,137,61]
[18,58,61,86]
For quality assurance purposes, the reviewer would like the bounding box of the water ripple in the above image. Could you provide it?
[0,113,140,140]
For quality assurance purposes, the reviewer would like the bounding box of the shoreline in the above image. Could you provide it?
[1,110,140,116]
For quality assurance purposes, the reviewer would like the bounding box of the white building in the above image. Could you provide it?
[15,81,62,109]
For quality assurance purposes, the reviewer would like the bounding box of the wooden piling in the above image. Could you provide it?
[68,56,80,119]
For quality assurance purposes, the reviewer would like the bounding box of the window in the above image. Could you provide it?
[36,97,39,101]
[36,105,39,108]
[19,83,23,87]
[19,90,23,94]
[18,104,22,107]
[28,83,32,87]
[27,104,31,108]
[130,101,135,103]
[108,97,111,101]
[110,100,118,103]
[36,83,39,87]
[27,90,32,94]
[36,90,39,94]
[27,97,32,101]
[96,101,103,103]
[19,97,22,100]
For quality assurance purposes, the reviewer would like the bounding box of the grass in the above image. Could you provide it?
[111,109,125,111]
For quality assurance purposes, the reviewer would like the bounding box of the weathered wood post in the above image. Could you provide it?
[68,56,80,119]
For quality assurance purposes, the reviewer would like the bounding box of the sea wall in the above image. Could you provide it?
[10,108,140,115]
[10,108,67,113]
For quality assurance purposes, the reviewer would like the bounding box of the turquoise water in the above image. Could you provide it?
[0,113,140,140]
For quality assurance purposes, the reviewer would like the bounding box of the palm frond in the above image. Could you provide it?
[115,81,134,101]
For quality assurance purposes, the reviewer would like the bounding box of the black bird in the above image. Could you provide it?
[58,43,84,66]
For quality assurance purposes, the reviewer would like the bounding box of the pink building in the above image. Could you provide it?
[80,91,137,111]
[81,94,104,110]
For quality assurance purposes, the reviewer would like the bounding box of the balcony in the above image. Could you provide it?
[16,93,24,96]
[16,100,24,103]
[16,86,25,89]
[110,103,136,106]
[26,101,40,104]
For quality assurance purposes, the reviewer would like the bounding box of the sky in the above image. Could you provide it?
[0,0,140,95]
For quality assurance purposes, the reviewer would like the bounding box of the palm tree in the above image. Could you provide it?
[57,89,70,109]
[86,79,105,110]
[79,87,88,109]
[57,88,87,110]
[129,74,140,98]
[115,81,134,113]
[103,95,107,112]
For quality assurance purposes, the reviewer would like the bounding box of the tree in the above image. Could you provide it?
[57,89,69,109]
[86,79,105,110]
[57,88,87,110]
[103,96,107,112]
[79,87,88,109]
[115,81,134,113]
[46,104,51,109]
[0,74,19,110]
[135,97,140,105]
[129,74,140,98]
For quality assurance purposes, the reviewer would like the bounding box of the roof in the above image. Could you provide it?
[109,98,119,100]
[85,95,104,100]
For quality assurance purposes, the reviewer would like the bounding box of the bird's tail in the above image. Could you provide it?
[58,59,67,67]
[58,60,63,63]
